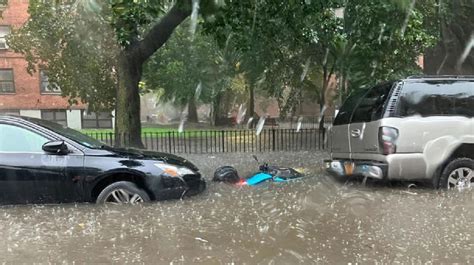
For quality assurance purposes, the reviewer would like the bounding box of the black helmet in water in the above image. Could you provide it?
[213,166,240,184]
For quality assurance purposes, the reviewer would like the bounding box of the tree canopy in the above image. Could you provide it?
[7,0,462,145]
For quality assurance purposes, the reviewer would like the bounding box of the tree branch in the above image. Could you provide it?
[137,1,192,63]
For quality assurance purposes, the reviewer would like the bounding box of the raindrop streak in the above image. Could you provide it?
[300,57,311,82]
[377,23,386,44]
[255,117,266,136]
[189,0,200,39]
[178,119,186,134]
[296,117,303,133]
[178,104,189,133]
[457,33,474,69]
[318,105,328,124]
[236,104,247,125]
[194,81,202,101]
[322,48,329,67]
[400,0,416,37]
[370,61,378,77]
[246,117,254,129]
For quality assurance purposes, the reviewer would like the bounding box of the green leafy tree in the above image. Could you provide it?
[10,0,221,147]
[341,0,440,94]
[8,2,117,112]
[206,1,350,118]
[424,0,474,75]
[143,26,221,123]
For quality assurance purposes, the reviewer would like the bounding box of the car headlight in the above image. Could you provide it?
[154,163,195,177]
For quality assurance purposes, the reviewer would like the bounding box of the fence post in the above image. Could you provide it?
[272,128,276,151]
[221,130,225,152]
[168,132,172,153]
[322,127,326,149]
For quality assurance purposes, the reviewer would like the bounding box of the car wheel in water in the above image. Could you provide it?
[439,158,474,190]
[96,181,150,204]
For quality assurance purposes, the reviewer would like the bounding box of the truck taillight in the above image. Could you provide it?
[379,127,399,155]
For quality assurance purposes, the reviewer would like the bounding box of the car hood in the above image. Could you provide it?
[94,146,199,171]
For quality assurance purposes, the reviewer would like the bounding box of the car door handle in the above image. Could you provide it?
[351,129,361,138]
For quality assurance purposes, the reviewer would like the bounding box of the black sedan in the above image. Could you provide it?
[0,115,206,205]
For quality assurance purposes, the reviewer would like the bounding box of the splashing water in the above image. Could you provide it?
[400,0,416,37]
[457,33,474,68]
[194,81,202,101]
[236,104,247,125]
[296,117,303,132]
[255,116,266,136]
[189,0,200,39]
[1,150,474,264]
[300,57,311,82]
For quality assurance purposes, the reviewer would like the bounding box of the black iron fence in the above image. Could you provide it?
[276,116,335,129]
[85,128,329,154]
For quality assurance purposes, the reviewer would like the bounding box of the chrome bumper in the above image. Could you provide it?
[324,159,388,179]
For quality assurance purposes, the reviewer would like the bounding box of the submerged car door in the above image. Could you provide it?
[331,90,367,159]
[349,82,395,158]
[0,123,83,204]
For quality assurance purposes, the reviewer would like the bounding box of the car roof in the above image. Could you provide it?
[403,75,474,82]
[0,115,36,123]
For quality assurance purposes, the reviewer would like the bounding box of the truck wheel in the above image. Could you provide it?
[96,181,150,204]
[439,158,474,190]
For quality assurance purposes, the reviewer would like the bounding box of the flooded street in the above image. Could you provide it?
[0,151,473,263]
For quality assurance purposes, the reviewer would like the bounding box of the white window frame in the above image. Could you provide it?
[0,25,10,50]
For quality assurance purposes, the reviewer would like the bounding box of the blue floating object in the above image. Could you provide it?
[246,173,273,186]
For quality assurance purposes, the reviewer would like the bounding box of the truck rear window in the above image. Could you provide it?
[333,82,394,126]
[398,81,474,117]
[333,89,367,126]
[351,82,394,123]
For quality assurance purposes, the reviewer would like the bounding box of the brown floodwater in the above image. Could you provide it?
[0,151,472,263]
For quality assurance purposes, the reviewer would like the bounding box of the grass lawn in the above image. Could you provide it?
[80,125,243,138]
[81,127,181,134]
[80,123,241,135]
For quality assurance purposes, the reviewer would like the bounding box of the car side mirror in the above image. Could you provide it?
[42,140,69,155]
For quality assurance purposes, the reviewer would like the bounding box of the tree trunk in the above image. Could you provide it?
[115,53,143,148]
[187,97,199,123]
[247,83,255,119]
[113,2,192,147]
[211,92,222,126]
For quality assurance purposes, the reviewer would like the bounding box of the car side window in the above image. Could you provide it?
[0,124,49,152]
[398,81,474,117]
[333,89,367,126]
[351,82,393,123]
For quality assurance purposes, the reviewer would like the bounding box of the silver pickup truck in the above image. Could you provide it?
[325,76,474,190]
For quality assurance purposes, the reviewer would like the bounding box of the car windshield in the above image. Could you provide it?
[29,117,105,149]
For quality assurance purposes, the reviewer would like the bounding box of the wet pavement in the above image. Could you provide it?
[0,151,473,263]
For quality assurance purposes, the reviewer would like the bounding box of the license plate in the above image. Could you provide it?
[344,162,355,175]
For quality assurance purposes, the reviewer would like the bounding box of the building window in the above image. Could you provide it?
[82,111,113,129]
[40,70,61,94]
[0,25,10,49]
[0,69,14,93]
[0,109,19,115]
[41,110,67,127]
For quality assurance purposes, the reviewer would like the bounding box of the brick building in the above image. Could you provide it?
[0,0,113,129]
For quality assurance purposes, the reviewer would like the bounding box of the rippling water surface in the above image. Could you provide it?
[0,152,472,263]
